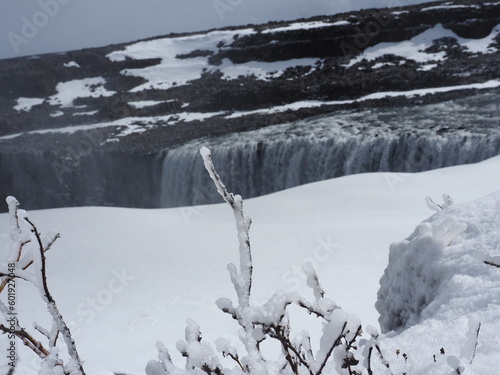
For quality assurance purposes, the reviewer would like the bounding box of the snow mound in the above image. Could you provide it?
[377,191,500,333]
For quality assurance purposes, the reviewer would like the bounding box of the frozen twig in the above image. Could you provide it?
[6,196,30,263]
[269,324,313,374]
[484,260,500,268]
[24,216,86,375]
[200,147,253,308]
[316,321,347,375]
[461,314,481,364]
[425,196,443,212]
[302,263,325,301]
[364,326,392,375]
[0,197,86,375]
[426,194,454,212]
[0,323,50,357]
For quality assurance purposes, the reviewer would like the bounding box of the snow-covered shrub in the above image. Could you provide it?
[376,214,467,332]
[374,191,500,374]
[0,197,86,375]
[146,147,370,375]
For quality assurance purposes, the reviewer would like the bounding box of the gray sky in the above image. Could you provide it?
[0,0,433,60]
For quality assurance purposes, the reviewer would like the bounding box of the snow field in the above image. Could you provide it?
[1,154,499,374]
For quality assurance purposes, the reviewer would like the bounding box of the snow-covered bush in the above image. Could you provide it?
[146,147,376,375]
[0,197,85,375]
[376,214,467,332]
[374,191,500,374]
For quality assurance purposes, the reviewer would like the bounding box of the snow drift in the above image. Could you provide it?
[1,155,500,375]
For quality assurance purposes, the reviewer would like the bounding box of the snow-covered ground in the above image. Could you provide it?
[346,23,500,67]
[1,152,499,374]
[3,80,500,142]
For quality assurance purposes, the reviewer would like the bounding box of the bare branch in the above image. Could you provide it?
[0,323,50,358]
[484,260,500,268]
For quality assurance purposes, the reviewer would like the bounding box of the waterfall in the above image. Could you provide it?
[160,93,500,207]
[1,89,498,212]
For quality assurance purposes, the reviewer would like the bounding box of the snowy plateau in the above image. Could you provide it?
[1,0,500,374]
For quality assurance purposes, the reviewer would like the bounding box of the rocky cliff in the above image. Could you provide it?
[0,0,499,210]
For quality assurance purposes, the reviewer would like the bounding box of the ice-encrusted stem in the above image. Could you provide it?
[0,198,87,374]
[200,146,253,308]
[25,216,86,375]
[6,196,30,263]
[460,314,481,364]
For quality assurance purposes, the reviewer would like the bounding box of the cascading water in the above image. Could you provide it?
[160,90,500,207]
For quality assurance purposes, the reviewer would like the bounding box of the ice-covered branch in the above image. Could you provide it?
[363,326,392,375]
[200,146,253,308]
[425,194,454,212]
[302,263,325,301]
[460,315,481,364]
[24,216,86,375]
[6,196,31,263]
[0,197,86,375]
[215,338,246,372]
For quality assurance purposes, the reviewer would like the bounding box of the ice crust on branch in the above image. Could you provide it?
[200,146,253,308]
[460,314,481,363]
[0,197,85,375]
[425,193,454,212]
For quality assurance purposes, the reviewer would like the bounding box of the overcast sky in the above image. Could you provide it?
[0,0,434,60]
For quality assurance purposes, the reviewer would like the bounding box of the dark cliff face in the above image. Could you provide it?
[0,0,499,143]
[0,0,499,211]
